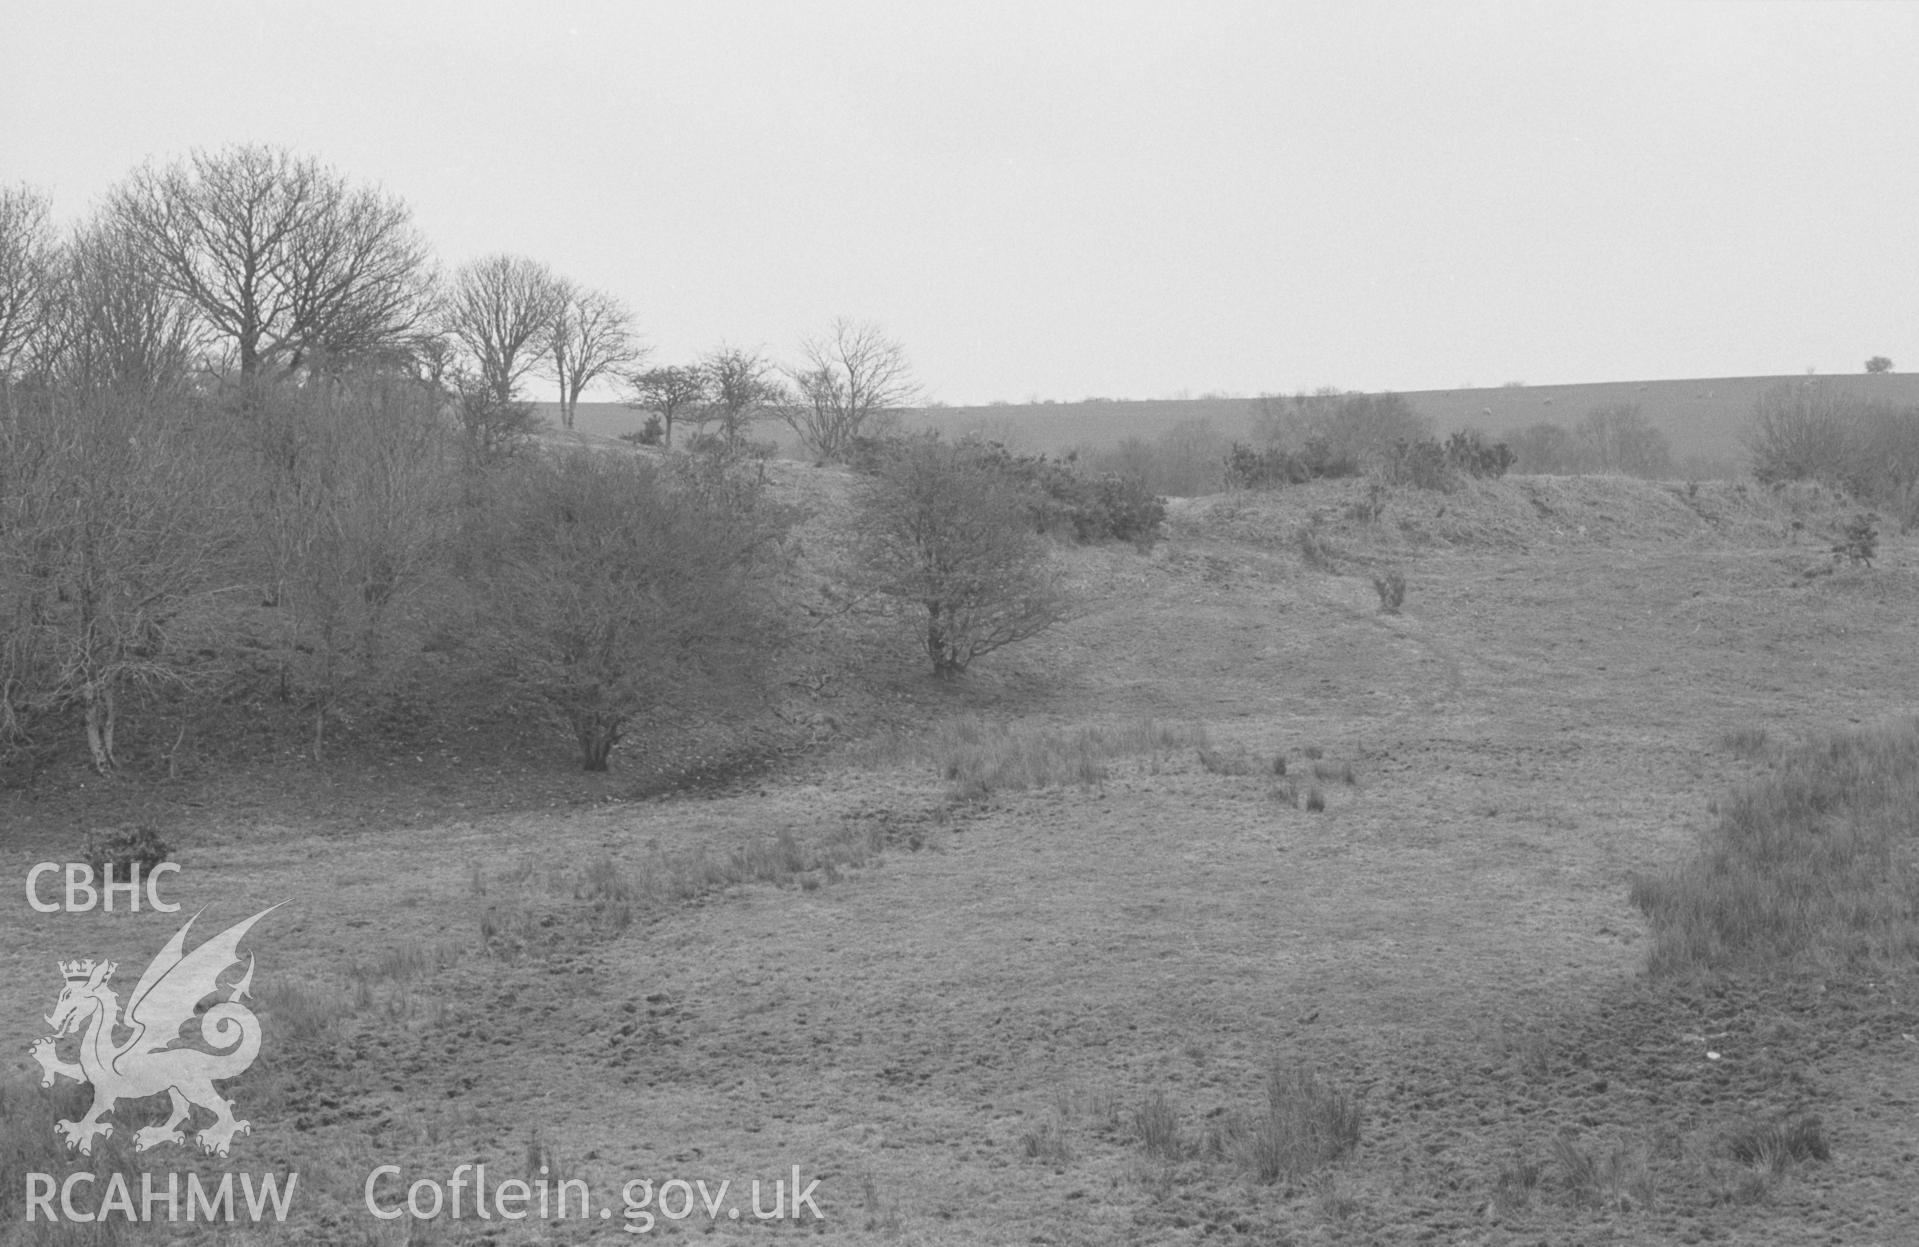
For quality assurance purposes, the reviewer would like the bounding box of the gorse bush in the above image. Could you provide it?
[1375,438,1458,492]
[1224,441,1359,489]
[952,439,1167,545]
[1250,389,1430,475]
[1444,429,1516,478]
[618,414,665,446]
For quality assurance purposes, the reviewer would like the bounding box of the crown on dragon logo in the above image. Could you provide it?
[60,959,106,982]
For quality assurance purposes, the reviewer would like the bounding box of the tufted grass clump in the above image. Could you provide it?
[877,716,1210,801]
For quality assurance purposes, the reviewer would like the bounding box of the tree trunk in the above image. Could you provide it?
[577,712,620,772]
[83,682,117,774]
[925,606,962,677]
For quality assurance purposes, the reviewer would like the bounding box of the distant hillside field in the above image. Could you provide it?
[543,372,1919,469]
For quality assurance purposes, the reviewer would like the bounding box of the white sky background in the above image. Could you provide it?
[3,1,1915,404]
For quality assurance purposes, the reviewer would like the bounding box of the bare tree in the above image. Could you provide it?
[478,448,787,770]
[781,318,921,461]
[852,435,1066,677]
[697,345,782,447]
[1574,404,1673,478]
[241,372,456,757]
[40,215,200,395]
[443,254,566,404]
[109,144,431,380]
[0,184,57,382]
[626,364,708,448]
[0,386,236,771]
[549,283,642,430]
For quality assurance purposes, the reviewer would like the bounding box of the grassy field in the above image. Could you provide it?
[4,467,1917,1244]
[552,371,1919,473]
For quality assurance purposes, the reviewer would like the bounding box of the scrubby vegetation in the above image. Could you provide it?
[1226,391,1513,496]
[1631,719,1919,976]
[1506,404,1675,477]
[1744,379,1919,527]
[850,434,1072,679]
[873,715,1208,800]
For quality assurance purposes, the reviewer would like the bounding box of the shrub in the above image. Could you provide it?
[1375,438,1458,492]
[1073,419,1229,497]
[453,378,543,467]
[1444,429,1516,478]
[1832,511,1878,567]
[83,824,173,879]
[1250,390,1430,475]
[1750,381,1865,487]
[1082,472,1168,545]
[1506,421,1581,474]
[1296,521,1339,571]
[1223,438,1363,490]
[1575,404,1673,477]
[853,435,1068,678]
[618,414,665,446]
[954,441,1166,545]
[1505,408,1674,477]
[1226,441,1310,489]
[475,447,789,770]
[1346,481,1387,523]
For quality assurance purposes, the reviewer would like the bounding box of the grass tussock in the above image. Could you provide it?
[1722,1114,1829,1172]
[1132,1091,1184,1161]
[1371,570,1406,614]
[1631,719,1919,976]
[1552,1134,1656,1212]
[1720,727,1773,760]
[1198,744,1257,776]
[570,824,888,930]
[1206,1062,1361,1184]
[878,716,1210,801]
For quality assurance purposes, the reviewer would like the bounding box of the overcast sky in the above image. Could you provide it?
[4,2,1914,404]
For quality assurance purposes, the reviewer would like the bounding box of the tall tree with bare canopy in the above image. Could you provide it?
[108,144,431,379]
[549,283,642,430]
[443,254,567,404]
[780,317,920,462]
[0,183,57,383]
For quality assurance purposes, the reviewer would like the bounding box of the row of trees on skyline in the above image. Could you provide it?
[0,145,921,459]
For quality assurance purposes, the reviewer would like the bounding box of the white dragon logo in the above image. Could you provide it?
[29,906,279,1158]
